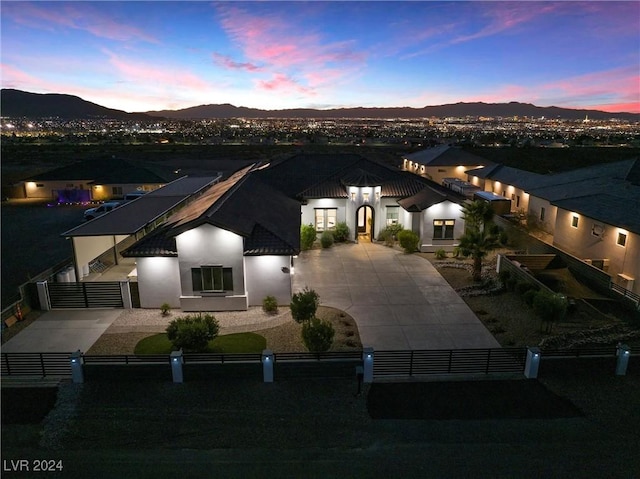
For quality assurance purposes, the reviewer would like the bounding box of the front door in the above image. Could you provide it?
[356,205,374,242]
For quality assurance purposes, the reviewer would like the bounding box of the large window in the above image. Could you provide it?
[315,208,337,231]
[433,219,455,239]
[617,232,627,247]
[112,186,123,196]
[386,206,399,226]
[191,266,233,292]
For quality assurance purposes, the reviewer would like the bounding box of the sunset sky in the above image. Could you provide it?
[1,1,638,113]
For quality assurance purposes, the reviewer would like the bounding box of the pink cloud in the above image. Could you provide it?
[212,53,262,72]
[214,4,366,94]
[256,74,315,96]
[2,2,158,43]
[106,52,211,92]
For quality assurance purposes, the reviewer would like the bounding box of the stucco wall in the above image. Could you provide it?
[553,209,640,293]
[175,223,246,297]
[136,257,182,308]
[486,181,530,213]
[419,200,465,252]
[528,196,557,234]
[244,256,293,306]
[24,180,92,199]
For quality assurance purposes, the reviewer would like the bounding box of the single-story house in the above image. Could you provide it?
[402,145,492,185]
[19,157,173,202]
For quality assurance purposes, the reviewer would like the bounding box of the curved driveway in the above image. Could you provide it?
[293,242,500,351]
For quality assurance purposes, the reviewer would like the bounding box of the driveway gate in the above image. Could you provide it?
[37,281,131,309]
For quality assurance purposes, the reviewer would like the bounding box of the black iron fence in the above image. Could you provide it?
[1,352,72,377]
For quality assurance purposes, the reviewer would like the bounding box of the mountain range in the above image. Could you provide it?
[2,89,638,121]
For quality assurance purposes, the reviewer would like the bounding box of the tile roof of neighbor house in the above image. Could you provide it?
[25,157,173,184]
[62,176,219,237]
[552,193,640,235]
[465,164,545,190]
[404,145,493,167]
[123,165,301,257]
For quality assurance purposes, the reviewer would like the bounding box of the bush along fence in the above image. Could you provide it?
[1,345,633,383]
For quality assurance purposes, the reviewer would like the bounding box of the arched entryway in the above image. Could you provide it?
[356,205,374,242]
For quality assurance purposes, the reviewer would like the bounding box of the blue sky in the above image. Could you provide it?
[1,1,638,113]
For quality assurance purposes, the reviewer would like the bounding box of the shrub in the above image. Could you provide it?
[302,317,335,352]
[506,277,518,291]
[434,248,447,260]
[320,230,334,248]
[378,224,403,247]
[160,302,171,316]
[523,289,538,306]
[499,230,509,246]
[290,287,320,323]
[300,224,317,250]
[397,229,419,253]
[166,313,219,352]
[533,292,568,332]
[262,295,278,314]
[515,281,536,295]
[332,222,350,242]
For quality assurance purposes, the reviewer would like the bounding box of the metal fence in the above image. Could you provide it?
[373,348,528,378]
[1,352,72,377]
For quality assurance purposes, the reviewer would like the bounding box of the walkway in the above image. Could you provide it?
[293,241,500,350]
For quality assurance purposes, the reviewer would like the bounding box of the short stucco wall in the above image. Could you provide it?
[244,255,292,306]
[136,257,182,308]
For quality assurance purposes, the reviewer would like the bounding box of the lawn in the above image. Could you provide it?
[134,332,267,354]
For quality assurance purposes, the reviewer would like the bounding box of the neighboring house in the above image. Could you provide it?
[122,166,301,311]
[20,157,172,201]
[401,145,492,185]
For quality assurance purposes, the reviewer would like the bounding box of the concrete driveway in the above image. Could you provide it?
[293,242,500,351]
[1,309,122,353]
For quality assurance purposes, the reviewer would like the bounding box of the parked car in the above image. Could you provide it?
[84,201,121,220]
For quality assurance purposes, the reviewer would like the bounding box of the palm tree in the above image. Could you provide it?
[457,229,501,281]
[461,199,495,233]
[457,200,499,281]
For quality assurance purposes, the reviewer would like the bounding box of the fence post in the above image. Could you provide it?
[170,350,183,383]
[70,350,84,384]
[363,347,374,383]
[119,281,133,309]
[496,254,502,273]
[262,349,274,383]
[524,347,540,379]
[616,344,631,376]
[36,281,51,311]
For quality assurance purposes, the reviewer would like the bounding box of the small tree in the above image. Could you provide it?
[320,230,334,248]
[160,302,171,316]
[397,230,419,253]
[457,229,500,282]
[533,292,568,333]
[290,287,320,323]
[332,222,350,242]
[300,224,317,250]
[434,248,447,260]
[262,295,278,314]
[166,313,219,352]
[302,317,335,352]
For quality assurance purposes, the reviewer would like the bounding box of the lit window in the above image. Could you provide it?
[571,216,579,228]
[386,206,399,226]
[191,266,233,292]
[434,219,455,239]
[315,208,337,231]
[112,186,123,196]
[617,232,627,247]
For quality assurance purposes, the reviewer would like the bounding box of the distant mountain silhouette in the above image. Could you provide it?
[2,89,637,121]
[0,89,153,120]
[148,101,639,121]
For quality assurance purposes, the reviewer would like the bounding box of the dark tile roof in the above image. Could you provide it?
[552,194,640,235]
[124,166,300,257]
[397,184,464,212]
[25,157,172,183]
[121,227,177,257]
[290,154,433,199]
